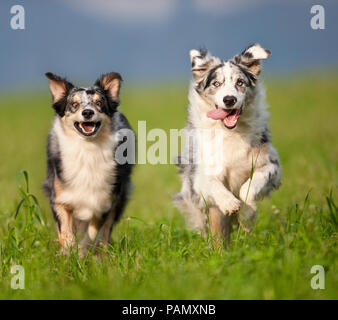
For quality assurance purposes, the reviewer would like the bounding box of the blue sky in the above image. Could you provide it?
[0,0,337,90]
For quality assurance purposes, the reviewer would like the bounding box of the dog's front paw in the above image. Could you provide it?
[218,197,241,215]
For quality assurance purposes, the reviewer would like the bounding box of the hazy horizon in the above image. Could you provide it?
[1,0,337,91]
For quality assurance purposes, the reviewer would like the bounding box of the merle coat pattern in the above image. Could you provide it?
[43,72,134,255]
[175,44,281,244]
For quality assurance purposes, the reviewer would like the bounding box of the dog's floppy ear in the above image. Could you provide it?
[190,48,220,81]
[95,72,122,106]
[45,72,74,103]
[234,43,271,76]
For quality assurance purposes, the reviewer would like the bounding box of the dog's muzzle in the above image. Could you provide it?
[74,121,101,136]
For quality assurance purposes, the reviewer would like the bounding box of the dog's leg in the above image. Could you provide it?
[208,207,234,249]
[78,216,105,257]
[94,181,132,253]
[78,210,117,256]
[238,203,257,233]
[74,219,89,237]
[94,210,116,249]
[175,195,208,235]
[53,203,75,253]
[175,170,208,235]
[197,176,241,215]
[239,162,281,231]
[186,205,208,236]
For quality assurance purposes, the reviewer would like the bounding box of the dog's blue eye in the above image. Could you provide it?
[237,79,244,87]
[213,81,220,87]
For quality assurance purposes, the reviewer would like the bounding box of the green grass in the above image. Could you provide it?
[0,74,337,299]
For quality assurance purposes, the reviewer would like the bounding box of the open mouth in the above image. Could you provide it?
[206,106,242,129]
[74,121,101,136]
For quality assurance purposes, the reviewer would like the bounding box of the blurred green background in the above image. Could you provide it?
[0,73,337,299]
[0,0,337,300]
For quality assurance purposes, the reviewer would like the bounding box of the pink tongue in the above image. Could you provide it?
[206,108,241,128]
[206,108,230,120]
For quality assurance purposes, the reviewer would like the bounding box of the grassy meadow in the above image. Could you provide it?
[0,74,337,299]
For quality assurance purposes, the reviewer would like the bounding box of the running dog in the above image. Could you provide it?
[175,44,281,243]
[43,72,134,255]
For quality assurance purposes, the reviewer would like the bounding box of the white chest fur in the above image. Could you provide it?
[188,87,270,196]
[196,128,250,172]
[54,120,117,221]
[194,124,264,196]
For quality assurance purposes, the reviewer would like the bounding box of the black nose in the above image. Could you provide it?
[223,95,237,107]
[82,109,94,119]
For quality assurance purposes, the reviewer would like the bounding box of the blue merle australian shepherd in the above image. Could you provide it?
[43,72,134,255]
[175,44,281,244]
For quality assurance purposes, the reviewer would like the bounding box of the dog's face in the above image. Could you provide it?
[46,72,122,138]
[190,44,271,129]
